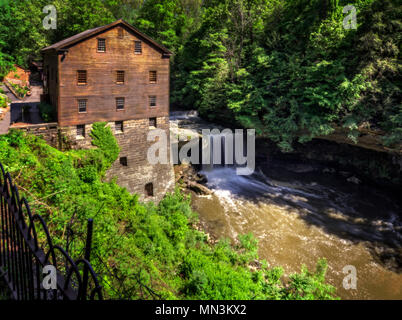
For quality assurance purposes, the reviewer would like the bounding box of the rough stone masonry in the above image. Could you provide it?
[62,116,175,203]
[16,116,175,203]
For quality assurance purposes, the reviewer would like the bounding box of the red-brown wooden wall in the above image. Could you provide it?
[44,25,170,127]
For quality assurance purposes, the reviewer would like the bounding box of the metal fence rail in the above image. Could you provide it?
[0,161,103,300]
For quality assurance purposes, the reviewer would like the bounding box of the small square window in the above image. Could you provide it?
[149,71,157,84]
[116,97,125,110]
[115,121,123,133]
[116,71,125,84]
[77,70,87,85]
[149,96,156,107]
[78,99,87,113]
[120,157,128,166]
[134,41,142,54]
[97,38,106,52]
[145,183,154,197]
[149,117,157,128]
[77,125,85,137]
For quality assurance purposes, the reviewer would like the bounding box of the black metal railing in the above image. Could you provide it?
[0,162,103,300]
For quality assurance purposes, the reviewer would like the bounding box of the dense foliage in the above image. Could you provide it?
[0,0,400,150]
[6,81,29,99]
[171,0,401,150]
[0,0,398,298]
[0,87,10,109]
[0,128,337,299]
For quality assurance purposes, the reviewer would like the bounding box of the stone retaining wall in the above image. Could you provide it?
[12,123,59,148]
[60,117,175,202]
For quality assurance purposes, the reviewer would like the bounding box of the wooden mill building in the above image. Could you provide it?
[41,19,174,200]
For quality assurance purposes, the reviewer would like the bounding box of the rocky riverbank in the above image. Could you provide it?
[174,164,211,195]
[254,137,402,192]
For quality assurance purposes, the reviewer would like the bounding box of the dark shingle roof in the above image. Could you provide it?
[41,19,172,55]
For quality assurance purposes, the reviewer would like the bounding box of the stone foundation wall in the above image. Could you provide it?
[12,123,59,148]
[60,117,175,202]
[59,123,95,150]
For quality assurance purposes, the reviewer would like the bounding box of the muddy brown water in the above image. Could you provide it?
[171,110,402,299]
[191,164,402,300]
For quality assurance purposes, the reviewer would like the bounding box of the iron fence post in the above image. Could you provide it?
[81,218,93,300]
[0,162,102,300]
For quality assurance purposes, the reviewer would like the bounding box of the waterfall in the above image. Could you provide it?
[202,131,235,171]
[170,110,199,120]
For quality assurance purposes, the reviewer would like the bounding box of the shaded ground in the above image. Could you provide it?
[10,103,43,125]
[0,82,43,132]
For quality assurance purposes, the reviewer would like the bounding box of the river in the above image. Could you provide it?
[171,111,402,300]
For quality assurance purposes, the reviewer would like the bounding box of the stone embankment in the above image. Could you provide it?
[174,164,211,195]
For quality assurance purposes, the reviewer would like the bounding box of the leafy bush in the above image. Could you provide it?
[0,93,9,108]
[0,50,13,81]
[172,0,401,151]
[0,128,338,300]
[7,81,29,98]
[89,122,121,173]
[38,103,57,123]
[284,259,338,300]
[381,105,402,147]
[0,0,399,150]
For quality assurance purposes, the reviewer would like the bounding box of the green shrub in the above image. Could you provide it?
[8,81,29,98]
[77,165,98,183]
[0,128,338,300]
[90,122,120,172]
[0,93,9,108]
[284,259,339,300]
[38,103,57,123]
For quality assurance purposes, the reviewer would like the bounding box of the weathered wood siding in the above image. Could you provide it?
[56,25,170,126]
[42,24,175,200]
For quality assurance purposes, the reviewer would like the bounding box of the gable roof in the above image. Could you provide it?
[41,19,172,55]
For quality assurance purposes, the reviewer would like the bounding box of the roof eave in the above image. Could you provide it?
[41,19,173,56]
